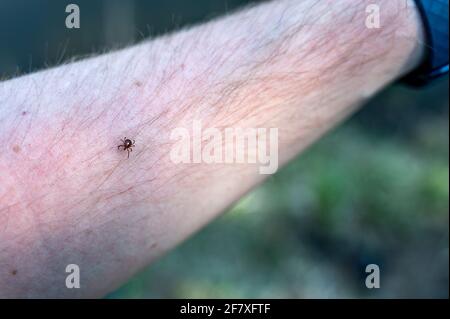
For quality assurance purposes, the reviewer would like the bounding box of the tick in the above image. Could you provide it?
[117,137,135,158]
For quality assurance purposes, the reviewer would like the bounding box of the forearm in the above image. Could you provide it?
[0,0,423,297]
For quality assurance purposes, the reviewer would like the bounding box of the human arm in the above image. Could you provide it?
[0,0,424,297]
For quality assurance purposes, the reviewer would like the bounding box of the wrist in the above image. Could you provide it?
[403,0,449,85]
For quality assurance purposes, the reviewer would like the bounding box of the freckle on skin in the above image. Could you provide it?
[12,145,21,153]
[21,111,27,116]
[134,81,142,87]
[11,270,17,276]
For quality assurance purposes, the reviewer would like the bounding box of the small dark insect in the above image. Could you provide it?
[117,137,135,158]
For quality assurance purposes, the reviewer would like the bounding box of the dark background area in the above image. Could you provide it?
[0,0,448,298]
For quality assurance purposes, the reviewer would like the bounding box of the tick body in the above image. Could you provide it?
[117,137,135,158]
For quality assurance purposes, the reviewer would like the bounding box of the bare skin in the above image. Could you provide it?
[0,0,424,297]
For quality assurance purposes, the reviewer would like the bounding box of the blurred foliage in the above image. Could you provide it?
[0,0,447,299]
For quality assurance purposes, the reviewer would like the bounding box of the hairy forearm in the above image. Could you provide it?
[0,0,423,297]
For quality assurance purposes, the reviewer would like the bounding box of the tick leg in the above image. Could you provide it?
[127,149,130,158]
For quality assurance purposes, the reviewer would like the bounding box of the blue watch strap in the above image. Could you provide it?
[404,0,449,86]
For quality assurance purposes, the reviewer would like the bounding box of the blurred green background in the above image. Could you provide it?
[0,0,448,298]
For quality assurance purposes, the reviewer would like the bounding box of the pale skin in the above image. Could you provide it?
[0,0,424,297]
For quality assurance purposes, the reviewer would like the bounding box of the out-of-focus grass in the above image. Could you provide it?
[108,113,449,299]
